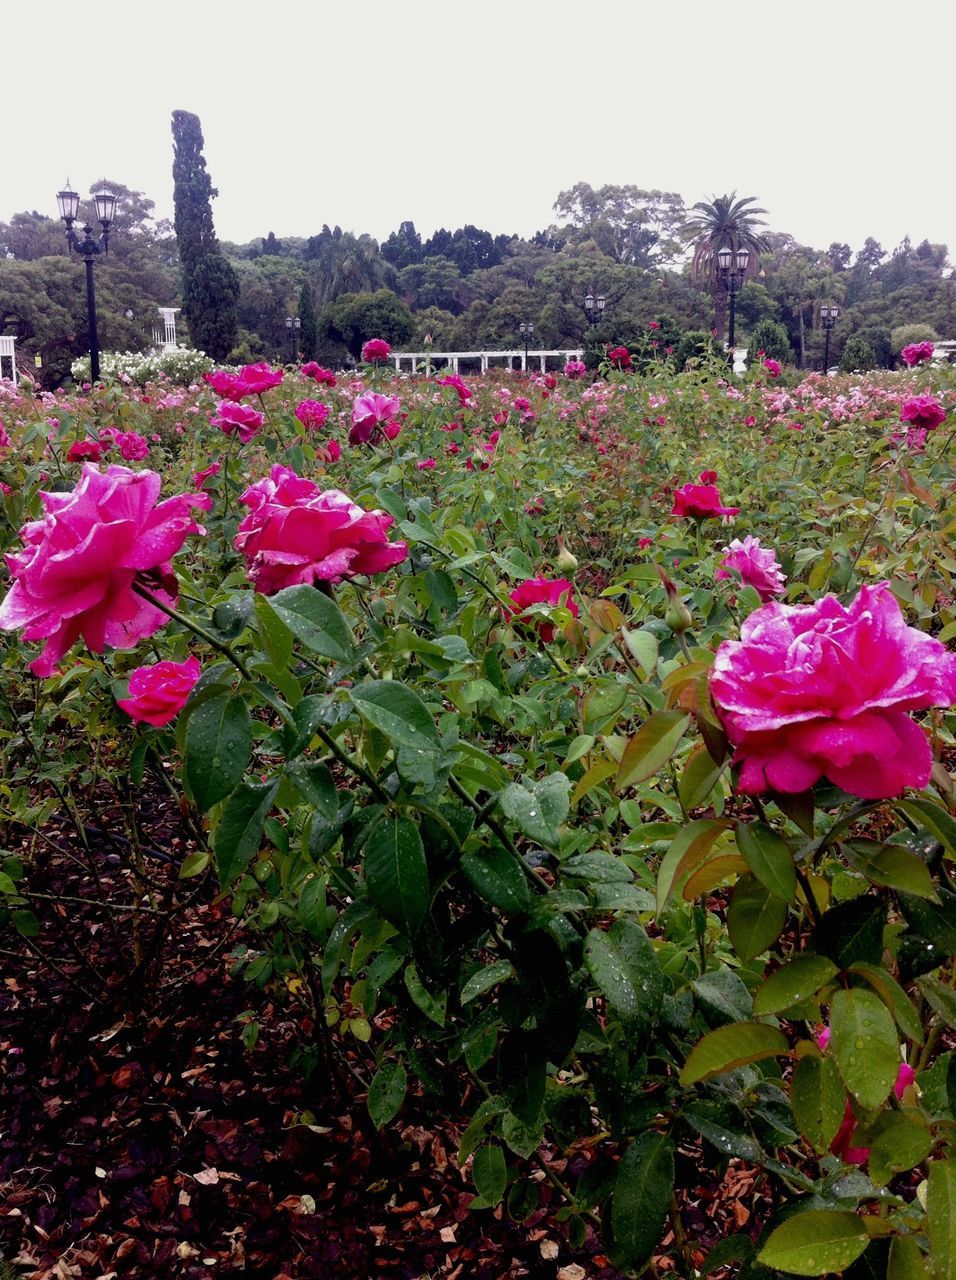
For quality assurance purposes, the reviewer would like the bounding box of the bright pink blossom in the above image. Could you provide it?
[193,462,222,490]
[505,578,579,643]
[607,346,632,370]
[0,464,209,677]
[118,654,201,727]
[67,439,105,463]
[763,357,781,377]
[235,362,284,396]
[294,399,330,431]
[417,457,436,470]
[203,368,246,401]
[716,537,786,601]
[112,430,150,462]
[234,465,407,594]
[350,392,401,446]
[361,338,391,363]
[671,483,740,519]
[438,373,473,404]
[900,394,945,432]
[564,359,587,379]
[710,582,956,798]
[901,341,934,367]
[301,362,337,386]
[0,423,11,450]
[211,401,265,444]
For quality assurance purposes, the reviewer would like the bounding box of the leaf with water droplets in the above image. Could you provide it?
[499,772,570,846]
[680,1022,789,1086]
[830,987,900,1109]
[758,1210,870,1275]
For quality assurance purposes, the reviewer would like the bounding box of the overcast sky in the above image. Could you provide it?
[2,0,953,258]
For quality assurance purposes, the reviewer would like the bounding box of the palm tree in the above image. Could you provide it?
[684,192,770,342]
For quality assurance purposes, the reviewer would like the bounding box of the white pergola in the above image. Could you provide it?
[151,307,180,352]
[391,348,584,374]
[0,335,16,383]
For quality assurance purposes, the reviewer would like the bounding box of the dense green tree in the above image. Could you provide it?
[319,288,414,358]
[685,192,770,340]
[745,318,794,365]
[381,220,423,269]
[839,333,877,372]
[171,110,240,359]
[553,183,686,268]
[396,257,466,313]
[298,282,317,359]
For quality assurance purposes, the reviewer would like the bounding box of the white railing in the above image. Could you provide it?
[391,348,583,374]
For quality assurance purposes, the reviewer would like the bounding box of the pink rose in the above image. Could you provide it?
[716,536,786,602]
[294,399,330,431]
[193,462,222,490]
[607,346,632,370]
[203,369,246,401]
[316,439,342,464]
[211,400,265,444]
[117,654,201,727]
[67,439,105,463]
[0,464,209,677]
[417,457,436,470]
[350,392,401,446]
[698,470,718,485]
[671,483,740,519]
[361,338,391,363]
[763,357,781,377]
[564,359,587,379]
[234,464,407,594]
[710,582,956,798]
[437,373,473,405]
[505,577,579,643]
[235,362,284,396]
[901,341,934,367]
[900,394,945,432]
[113,430,150,462]
[0,423,11,450]
[301,362,337,386]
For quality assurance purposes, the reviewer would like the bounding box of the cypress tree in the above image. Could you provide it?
[171,110,239,360]
[298,282,317,360]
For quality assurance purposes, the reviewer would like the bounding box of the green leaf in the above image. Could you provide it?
[584,919,665,1034]
[616,711,690,790]
[462,845,531,914]
[472,1144,507,1208]
[830,987,901,1109]
[897,797,956,858]
[0,870,18,895]
[917,975,956,1031]
[887,1236,928,1280]
[365,815,430,937]
[657,819,732,910]
[814,896,888,969]
[609,1132,674,1273]
[287,760,338,821]
[736,822,797,902]
[680,1023,789,1086]
[848,963,924,1045]
[927,1159,956,1280]
[758,1210,870,1275]
[679,742,725,811]
[253,594,294,669]
[461,960,514,1004]
[727,874,788,962]
[367,1062,407,1128]
[499,772,570,846]
[754,956,839,1015]
[179,851,210,879]
[404,963,446,1026]
[501,1110,544,1159]
[12,908,39,937]
[843,840,939,900]
[350,680,442,753]
[184,693,252,813]
[791,1049,847,1153]
[866,1111,934,1187]
[622,627,659,675]
[268,584,355,662]
[692,968,754,1023]
[212,779,279,887]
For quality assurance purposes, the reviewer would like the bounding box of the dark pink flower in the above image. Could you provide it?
[203,369,246,401]
[67,439,105,463]
[438,373,473,405]
[816,1027,917,1165]
[710,582,956,798]
[361,338,391,363]
[564,359,587,379]
[417,457,436,470]
[113,430,150,462]
[607,346,632,370]
[901,341,934,367]
[763,357,781,378]
[193,462,222,490]
[234,464,407,594]
[699,470,718,485]
[671,483,740,519]
[211,401,265,444]
[0,464,209,677]
[716,536,786,601]
[117,654,201,727]
[235,362,284,396]
[638,537,653,550]
[294,399,330,431]
[350,392,401,446]
[505,577,579,643]
[301,362,337,386]
[900,394,945,432]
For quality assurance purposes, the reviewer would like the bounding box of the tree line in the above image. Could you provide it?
[0,113,952,384]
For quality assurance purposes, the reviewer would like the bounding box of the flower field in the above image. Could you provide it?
[0,351,955,1278]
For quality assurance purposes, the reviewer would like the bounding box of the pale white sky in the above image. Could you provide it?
[2,0,953,258]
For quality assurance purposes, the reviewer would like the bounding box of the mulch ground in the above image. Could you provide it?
[0,790,746,1280]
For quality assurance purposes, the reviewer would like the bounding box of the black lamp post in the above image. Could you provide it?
[716,245,750,353]
[820,304,840,374]
[285,315,301,363]
[56,182,117,383]
[519,320,534,370]
[582,290,607,328]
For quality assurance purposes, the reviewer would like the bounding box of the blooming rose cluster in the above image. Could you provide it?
[300,362,337,387]
[710,583,956,798]
[203,362,284,402]
[118,655,201,727]
[505,577,579,643]
[361,338,391,363]
[900,341,934,367]
[900,394,946,432]
[437,373,473,406]
[0,464,209,677]
[294,399,330,431]
[716,536,786,601]
[234,464,407,594]
[211,400,265,444]
[350,392,401,446]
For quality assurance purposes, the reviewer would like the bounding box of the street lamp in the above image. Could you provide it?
[820,304,840,374]
[582,291,607,327]
[285,315,301,363]
[56,181,118,383]
[519,320,534,371]
[716,245,750,354]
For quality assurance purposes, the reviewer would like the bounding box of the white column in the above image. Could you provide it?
[453,356,459,373]
[539,355,545,373]
[481,355,488,373]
